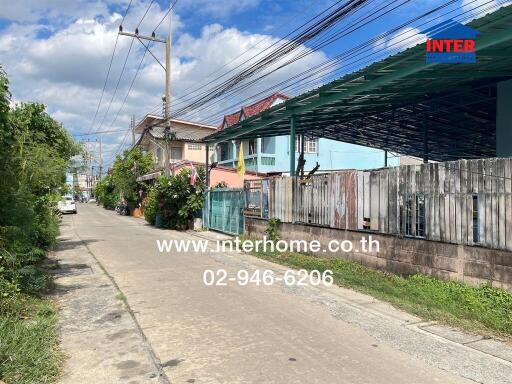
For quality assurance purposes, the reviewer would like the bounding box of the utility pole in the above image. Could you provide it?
[164,35,171,178]
[119,27,171,177]
[131,114,136,146]
[98,138,103,180]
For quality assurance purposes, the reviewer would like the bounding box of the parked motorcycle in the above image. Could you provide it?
[115,200,130,216]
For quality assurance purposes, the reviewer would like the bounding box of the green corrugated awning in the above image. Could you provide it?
[204,6,512,161]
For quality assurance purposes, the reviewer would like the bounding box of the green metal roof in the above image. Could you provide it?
[204,6,512,161]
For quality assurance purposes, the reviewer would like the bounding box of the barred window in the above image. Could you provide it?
[416,195,425,237]
[188,143,203,150]
[248,140,256,155]
[295,137,318,153]
[473,195,480,243]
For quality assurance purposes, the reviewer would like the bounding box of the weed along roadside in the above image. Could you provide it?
[0,68,79,383]
[238,219,512,339]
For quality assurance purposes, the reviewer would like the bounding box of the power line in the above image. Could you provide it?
[170,0,346,108]
[93,0,160,137]
[94,37,135,135]
[185,0,500,126]
[87,0,133,135]
[172,0,371,117]
[137,0,156,29]
[176,0,413,122]
[74,128,130,136]
[106,0,174,165]
[102,41,152,138]
[153,0,178,33]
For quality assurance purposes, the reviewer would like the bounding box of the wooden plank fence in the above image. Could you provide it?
[246,157,512,251]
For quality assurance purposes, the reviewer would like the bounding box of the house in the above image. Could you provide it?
[134,114,267,187]
[215,93,397,173]
[135,114,217,169]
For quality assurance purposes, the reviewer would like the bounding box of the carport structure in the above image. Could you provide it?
[203,6,512,176]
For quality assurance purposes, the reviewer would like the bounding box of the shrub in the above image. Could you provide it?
[102,193,118,210]
[143,168,206,229]
[266,218,281,242]
[143,187,159,225]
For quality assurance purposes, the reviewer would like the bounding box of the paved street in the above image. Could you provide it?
[54,203,512,384]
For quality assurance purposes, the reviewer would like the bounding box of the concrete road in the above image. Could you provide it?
[56,203,512,384]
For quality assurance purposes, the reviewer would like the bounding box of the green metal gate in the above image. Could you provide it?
[206,189,244,235]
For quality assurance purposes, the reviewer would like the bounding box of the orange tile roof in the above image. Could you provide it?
[219,92,289,130]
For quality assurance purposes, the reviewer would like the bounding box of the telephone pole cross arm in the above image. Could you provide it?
[119,29,172,177]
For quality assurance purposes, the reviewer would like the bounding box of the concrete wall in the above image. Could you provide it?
[245,217,512,291]
[182,143,215,163]
[172,162,264,188]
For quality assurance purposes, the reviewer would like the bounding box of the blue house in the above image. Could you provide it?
[214,93,398,173]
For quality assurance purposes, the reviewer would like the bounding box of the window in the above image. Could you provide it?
[188,143,202,150]
[261,137,275,154]
[307,138,317,153]
[295,136,318,153]
[171,147,182,161]
[156,147,163,165]
[473,195,480,243]
[400,195,425,237]
[405,198,413,236]
[220,143,230,161]
[248,139,256,155]
[416,195,425,237]
[400,196,413,236]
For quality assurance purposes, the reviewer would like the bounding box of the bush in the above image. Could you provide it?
[102,192,118,210]
[143,168,206,229]
[143,187,158,225]
[0,63,67,384]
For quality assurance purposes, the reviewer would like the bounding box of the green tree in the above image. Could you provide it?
[0,65,80,293]
[143,167,206,229]
[110,147,153,202]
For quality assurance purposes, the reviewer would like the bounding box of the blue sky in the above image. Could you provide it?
[0,0,507,167]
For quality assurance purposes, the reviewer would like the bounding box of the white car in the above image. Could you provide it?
[58,196,77,214]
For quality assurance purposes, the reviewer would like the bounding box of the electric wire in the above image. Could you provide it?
[87,0,133,135]
[176,0,420,122]
[186,0,501,126]
[153,0,178,33]
[172,0,415,120]
[171,0,373,118]
[137,0,155,29]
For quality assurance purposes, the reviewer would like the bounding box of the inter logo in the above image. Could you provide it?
[424,20,479,64]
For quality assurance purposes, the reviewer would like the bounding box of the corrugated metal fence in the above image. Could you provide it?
[245,158,512,251]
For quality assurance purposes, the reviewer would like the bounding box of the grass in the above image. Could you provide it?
[0,295,61,384]
[115,292,127,303]
[241,237,512,339]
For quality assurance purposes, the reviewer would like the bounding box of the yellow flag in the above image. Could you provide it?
[236,143,245,176]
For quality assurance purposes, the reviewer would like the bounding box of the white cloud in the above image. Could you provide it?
[374,27,424,53]
[0,0,113,23]
[0,0,328,166]
[167,24,328,122]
